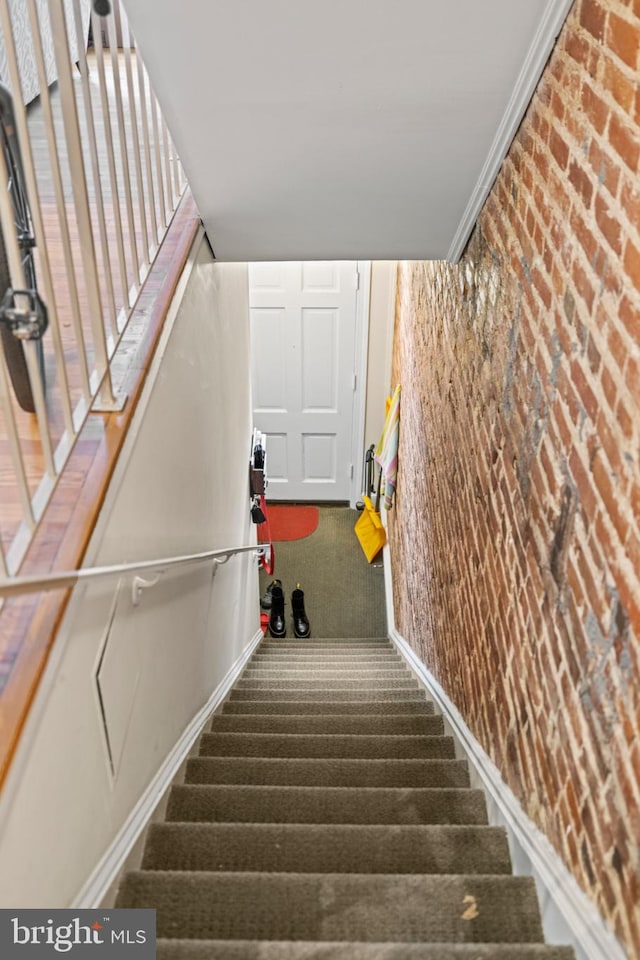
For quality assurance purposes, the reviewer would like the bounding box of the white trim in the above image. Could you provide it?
[447,0,574,262]
[73,628,264,908]
[382,537,395,634]
[383,547,625,960]
[350,260,372,508]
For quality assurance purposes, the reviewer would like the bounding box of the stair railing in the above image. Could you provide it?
[0,1,188,578]
[0,543,270,603]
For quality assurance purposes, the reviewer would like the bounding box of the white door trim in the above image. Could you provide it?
[350,260,371,508]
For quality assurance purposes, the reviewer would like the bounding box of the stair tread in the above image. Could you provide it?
[208,715,445,734]
[235,679,420,688]
[143,822,511,874]
[243,668,410,676]
[186,756,470,788]
[251,653,404,659]
[118,872,544,943]
[259,638,391,643]
[228,690,428,701]
[156,941,575,959]
[166,784,488,824]
[254,643,396,648]
[198,732,455,759]
[221,700,436,715]
[251,656,404,662]
[115,629,571,956]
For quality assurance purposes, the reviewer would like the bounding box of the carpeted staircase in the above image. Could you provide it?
[117,637,574,958]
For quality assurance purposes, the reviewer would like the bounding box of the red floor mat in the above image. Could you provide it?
[265,504,319,541]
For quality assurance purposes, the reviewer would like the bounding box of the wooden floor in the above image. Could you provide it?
[0,48,181,564]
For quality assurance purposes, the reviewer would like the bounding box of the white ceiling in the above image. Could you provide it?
[124,0,572,262]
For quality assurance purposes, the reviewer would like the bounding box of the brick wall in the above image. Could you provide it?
[389,1,639,954]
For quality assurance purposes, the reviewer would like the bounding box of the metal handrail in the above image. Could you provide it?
[0,543,268,599]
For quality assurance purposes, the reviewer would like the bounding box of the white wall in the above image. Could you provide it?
[0,237,259,906]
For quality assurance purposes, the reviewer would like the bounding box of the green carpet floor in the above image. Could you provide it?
[117,638,575,959]
[259,506,386,638]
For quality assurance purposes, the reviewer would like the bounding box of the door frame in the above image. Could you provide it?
[349,260,371,508]
[249,259,371,506]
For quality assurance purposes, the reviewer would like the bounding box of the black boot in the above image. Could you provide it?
[269,585,286,638]
[291,584,310,639]
[260,578,282,610]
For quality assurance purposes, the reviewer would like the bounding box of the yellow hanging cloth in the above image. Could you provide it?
[354,494,386,562]
[354,388,401,563]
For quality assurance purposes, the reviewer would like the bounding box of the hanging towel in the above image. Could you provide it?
[374,384,401,509]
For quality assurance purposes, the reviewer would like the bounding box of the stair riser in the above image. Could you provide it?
[119,873,543,943]
[221,700,435,715]
[228,690,427,702]
[234,680,420,691]
[241,666,414,687]
[257,645,394,652]
[143,823,511,875]
[166,786,489,825]
[259,638,391,645]
[249,650,404,664]
[185,757,470,788]
[208,716,444,735]
[198,734,455,760]
[155,942,576,959]
[250,655,404,663]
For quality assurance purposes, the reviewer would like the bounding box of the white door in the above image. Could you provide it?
[249,261,359,501]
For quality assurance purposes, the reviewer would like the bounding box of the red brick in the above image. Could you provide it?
[609,112,640,172]
[592,454,628,544]
[572,258,596,311]
[607,12,640,70]
[618,296,638,341]
[569,447,599,518]
[625,354,639,401]
[389,13,640,954]
[550,127,570,171]
[595,193,623,254]
[588,139,621,196]
[532,267,553,310]
[585,333,602,375]
[596,409,627,481]
[564,29,590,67]
[604,59,635,116]
[580,0,608,41]
[571,209,600,265]
[551,89,566,123]
[581,83,610,135]
[615,398,635,441]
[600,362,618,411]
[607,323,629,373]
[620,176,640,226]
[622,239,640,287]
[571,359,600,422]
[568,159,594,208]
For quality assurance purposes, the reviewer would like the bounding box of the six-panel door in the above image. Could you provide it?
[249,261,359,501]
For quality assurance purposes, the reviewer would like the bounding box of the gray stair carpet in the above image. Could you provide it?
[117,637,574,959]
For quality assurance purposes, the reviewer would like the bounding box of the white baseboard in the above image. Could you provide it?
[73,628,263,908]
[382,547,625,960]
[390,628,625,960]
